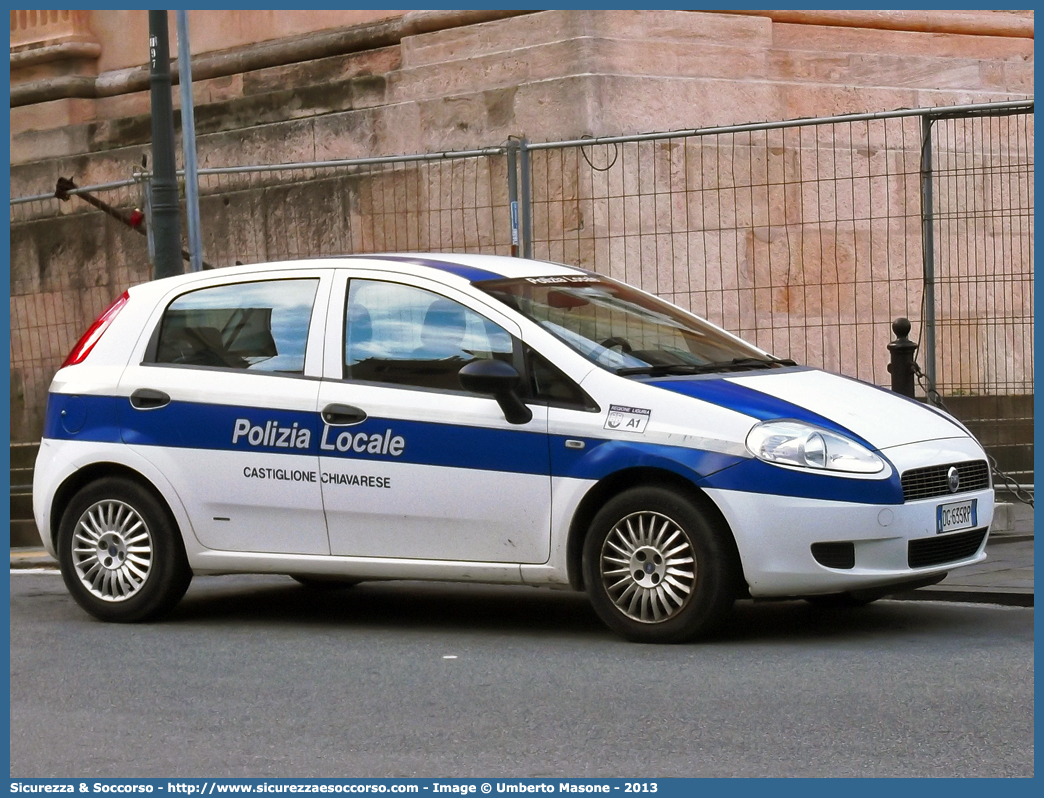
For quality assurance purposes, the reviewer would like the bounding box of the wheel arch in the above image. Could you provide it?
[50,462,182,552]
[564,466,745,592]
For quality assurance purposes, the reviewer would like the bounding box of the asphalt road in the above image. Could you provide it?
[10,572,1034,778]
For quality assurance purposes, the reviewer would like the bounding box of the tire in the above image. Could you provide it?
[57,477,192,622]
[582,486,740,643]
[290,575,361,590]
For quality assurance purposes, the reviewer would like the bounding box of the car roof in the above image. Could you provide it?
[133,253,591,299]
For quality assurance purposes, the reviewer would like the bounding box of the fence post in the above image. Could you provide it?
[140,175,157,266]
[506,141,520,257]
[887,318,919,399]
[919,114,937,391]
[176,10,204,273]
[519,138,532,259]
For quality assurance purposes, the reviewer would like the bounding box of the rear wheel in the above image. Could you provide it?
[57,477,192,622]
[582,487,739,643]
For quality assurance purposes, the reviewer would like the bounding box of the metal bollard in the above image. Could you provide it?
[887,317,918,399]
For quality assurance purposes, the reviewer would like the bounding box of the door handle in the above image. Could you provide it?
[321,403,367,426]
[129,389,170,410]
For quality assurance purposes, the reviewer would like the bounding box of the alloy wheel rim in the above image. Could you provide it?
[600,511,696,623]
[71,500,153,602]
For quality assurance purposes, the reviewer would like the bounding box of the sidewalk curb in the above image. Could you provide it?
[10,548,58,571]
[11,560,59,570]
[988,534,1034,545]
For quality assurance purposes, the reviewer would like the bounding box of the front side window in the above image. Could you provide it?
[479,275,779,376]
[525,346,597,410]
[155,279,318,373]
[344,280,513,391]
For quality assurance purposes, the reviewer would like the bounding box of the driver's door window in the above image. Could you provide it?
[344,280,513,391]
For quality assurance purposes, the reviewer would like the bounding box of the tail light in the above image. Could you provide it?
[61,290,130,368]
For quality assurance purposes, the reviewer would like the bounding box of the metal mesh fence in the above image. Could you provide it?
[526,104,1034,402]
[527,118,927,388]
[192,151,513,269]
[927,109,1034,480]
[930,110,1034,397]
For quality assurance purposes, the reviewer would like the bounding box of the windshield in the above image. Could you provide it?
[478,274,791,376]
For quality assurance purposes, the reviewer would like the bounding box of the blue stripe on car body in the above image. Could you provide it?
[643,372,878,450]
[550,434,902,504]
[550,436,746,483]
[701,457,903,505]
[43,393,122,443]
[44,392,904,504]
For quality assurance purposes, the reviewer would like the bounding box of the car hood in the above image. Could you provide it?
[644,367,967,451]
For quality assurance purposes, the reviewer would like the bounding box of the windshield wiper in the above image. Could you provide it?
[721,356,797,370]
[617,356,796,377]
[616,363,706,376]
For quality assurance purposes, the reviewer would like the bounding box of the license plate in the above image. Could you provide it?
[937,498,977,534]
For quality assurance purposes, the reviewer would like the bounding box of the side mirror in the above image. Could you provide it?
[458,360,533,425]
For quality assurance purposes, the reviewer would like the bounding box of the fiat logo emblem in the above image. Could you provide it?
[947,466,960,493]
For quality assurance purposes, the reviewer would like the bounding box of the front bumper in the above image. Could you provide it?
[707,485,993,597]
[705,420,999,598]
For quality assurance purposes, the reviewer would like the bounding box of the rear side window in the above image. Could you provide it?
[154,279,319,373]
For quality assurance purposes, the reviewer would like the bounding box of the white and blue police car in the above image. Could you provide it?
[34,254,994,642]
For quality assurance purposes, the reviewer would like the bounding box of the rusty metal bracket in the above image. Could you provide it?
[54,177,211,269]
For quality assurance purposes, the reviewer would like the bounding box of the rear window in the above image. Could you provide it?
[154,279,319,373]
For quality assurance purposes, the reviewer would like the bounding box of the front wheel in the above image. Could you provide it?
[582,487,739,643]
[57,477,192,622]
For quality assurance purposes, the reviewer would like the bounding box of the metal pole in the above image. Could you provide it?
[920,115,937,392]
[519,138,532,259]
[148,10,183,280]
[176,10,203,272]
[506,141,519,257]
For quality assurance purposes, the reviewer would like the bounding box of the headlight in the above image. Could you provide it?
[745,420,884,474]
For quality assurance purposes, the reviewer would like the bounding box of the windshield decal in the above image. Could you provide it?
[524,275,601,284]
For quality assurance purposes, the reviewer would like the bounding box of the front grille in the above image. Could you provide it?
[901,460,990,502]
[908,528,987,569]
[811,542,855,569]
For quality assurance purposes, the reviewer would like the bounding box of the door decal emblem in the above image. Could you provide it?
[604,405,651,433]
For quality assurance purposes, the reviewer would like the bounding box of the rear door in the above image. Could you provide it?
[317,270,551,563]
[117,270,332,555]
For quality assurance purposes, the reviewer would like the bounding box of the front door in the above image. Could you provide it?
[317,273,551,563]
